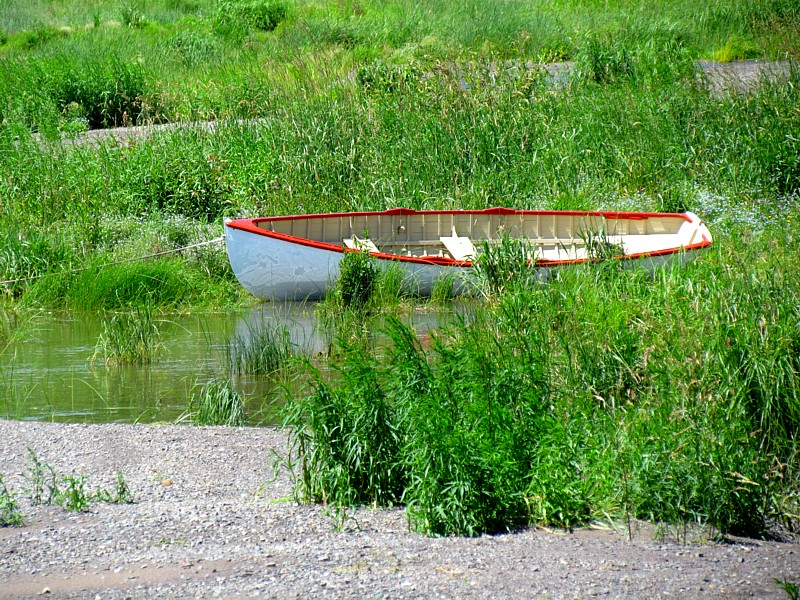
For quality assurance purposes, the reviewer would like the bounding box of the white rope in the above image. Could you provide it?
[0,236,225,288]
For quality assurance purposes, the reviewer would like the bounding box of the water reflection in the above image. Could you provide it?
[2,311,264,425]
[1,304,457,425]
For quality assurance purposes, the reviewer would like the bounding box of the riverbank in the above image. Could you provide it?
[0,420,797,598]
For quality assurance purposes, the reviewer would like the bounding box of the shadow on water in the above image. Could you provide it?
[0,303,455,426]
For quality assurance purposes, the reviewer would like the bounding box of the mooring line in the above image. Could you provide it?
[0,236,225,288]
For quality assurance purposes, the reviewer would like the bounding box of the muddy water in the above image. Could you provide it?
[0,305,447,425]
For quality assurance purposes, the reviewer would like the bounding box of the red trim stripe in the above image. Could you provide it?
[225,208,710,268]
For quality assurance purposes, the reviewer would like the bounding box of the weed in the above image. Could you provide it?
[0,475,24,527]
[22,449,133,509]
[94,471,135,504]
[23,448,59,506]
[58,474,91,512]
[776,579,800,600]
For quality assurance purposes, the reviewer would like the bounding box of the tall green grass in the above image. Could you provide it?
[183,378,246,426]
[1,47,797,308]
[284,227,800,536]
[22,258,240,310]
[4,42,798,230]
[228,320,296,375]
[92,306,163,365]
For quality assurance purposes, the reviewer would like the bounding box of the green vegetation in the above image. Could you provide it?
[0,475,24,526]
[471,235,538,299]
[183,378,246,425]
[335,250,379,309]
[20,448,133,514]
[0,306,35,358]
[92,306,163,364]
[2,15,799,308]
[285,226,800,536]
[229,321,296,375]
[24,447,60,505]
[1,0,799,537]
[776,579,800,600]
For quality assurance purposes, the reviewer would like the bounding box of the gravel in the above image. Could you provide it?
[1,420,798,599]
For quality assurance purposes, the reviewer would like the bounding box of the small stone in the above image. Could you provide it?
[39,589,50,596]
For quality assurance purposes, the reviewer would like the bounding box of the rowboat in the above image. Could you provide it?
[224,208,712,300]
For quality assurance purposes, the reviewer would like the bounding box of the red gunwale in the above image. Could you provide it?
[225,208,711,268]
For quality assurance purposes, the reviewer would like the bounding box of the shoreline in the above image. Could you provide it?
[1,419,798,598]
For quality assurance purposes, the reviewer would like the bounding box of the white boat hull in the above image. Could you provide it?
[225,208,712,301]
[225,221,467,300]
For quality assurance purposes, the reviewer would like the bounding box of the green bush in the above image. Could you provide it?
[214,0,288,37]
[336,249,378,309]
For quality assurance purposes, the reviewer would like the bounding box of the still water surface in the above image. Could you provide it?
[1,305,445,425]
[1,305,322,425]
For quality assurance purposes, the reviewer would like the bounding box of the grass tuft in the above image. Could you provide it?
[336,249,378,309]
[92,306,163,365]
[228,320,295,375]
[184,378,246,426]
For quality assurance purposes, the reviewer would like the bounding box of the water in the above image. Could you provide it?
[0,306,318,425]
[1,304,450,425]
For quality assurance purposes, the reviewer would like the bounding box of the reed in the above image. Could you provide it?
[470,234,538,299]
[0,307,32,357]
[1,40,798,313]
[184,378,246,426]
[228,320,296,376]
[284,226,800,536]
[92,306,163,365]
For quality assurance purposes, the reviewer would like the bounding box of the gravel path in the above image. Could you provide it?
[1,420,798,599]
